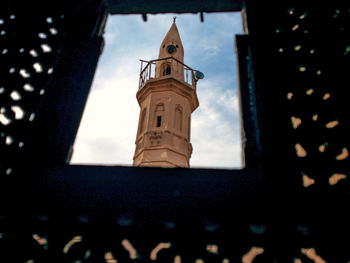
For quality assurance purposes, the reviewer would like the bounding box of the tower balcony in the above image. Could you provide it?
[138,57,200,90]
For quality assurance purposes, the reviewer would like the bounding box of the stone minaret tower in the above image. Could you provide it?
[133,19,201,168]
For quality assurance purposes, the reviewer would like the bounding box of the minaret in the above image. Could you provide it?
[133,19,202,168]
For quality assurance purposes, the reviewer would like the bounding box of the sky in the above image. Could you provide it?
[70,12,244,168]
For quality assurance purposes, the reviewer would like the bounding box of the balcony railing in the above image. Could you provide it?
[138,57,198,89]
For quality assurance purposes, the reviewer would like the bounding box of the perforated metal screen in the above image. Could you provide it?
[0,0,349,262]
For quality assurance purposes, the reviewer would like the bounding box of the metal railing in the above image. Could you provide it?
[138,57,198,89]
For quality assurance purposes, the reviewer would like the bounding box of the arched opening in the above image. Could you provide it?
[187,117,191,140]
[156,116,162,127]
[155,103,165,127]
[71,12,243,168]
[162,63,171,76]
[140,108,147,133]
[174,105,183,131]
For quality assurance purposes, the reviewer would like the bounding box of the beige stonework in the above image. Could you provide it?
[133,21,199,168]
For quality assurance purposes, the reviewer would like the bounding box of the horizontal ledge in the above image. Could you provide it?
[1,165,349,223]
[0,165,266,220]
[108,0,243,14]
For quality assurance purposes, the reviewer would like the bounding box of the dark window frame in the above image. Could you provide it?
[156,115,162,127]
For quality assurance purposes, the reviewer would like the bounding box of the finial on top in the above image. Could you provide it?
[173,16,176,23]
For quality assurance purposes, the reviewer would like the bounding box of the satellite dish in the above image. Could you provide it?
[194,71,205,80]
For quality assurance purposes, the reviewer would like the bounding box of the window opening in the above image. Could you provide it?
[188,117,191,140]
[154,103,165,128]
[162,63,171,76]
[156,116,162,127]
[175,105,183,131]
[70,12,243,169]
[140,108,147,133]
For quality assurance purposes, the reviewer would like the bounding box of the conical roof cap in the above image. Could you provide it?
[158,20,184,59]
[161,21,183,47]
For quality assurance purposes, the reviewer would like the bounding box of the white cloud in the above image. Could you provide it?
[190,78,242,168]
[71,75,139,165]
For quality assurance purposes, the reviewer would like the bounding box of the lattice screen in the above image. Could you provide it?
[0,214,332,262]
[0,13,63,176]
[0,1,349,263]
[247,5,350,192]
[280,7,349,190]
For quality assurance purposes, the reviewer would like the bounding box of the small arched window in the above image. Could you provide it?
[174,105,183,131]
[140,108,147,133]
[155,103,165,127]
[162,63,171,76]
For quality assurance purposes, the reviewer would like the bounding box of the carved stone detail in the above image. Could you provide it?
[149,131,163,146]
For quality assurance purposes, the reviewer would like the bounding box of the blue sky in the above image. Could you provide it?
[70,12,243,168]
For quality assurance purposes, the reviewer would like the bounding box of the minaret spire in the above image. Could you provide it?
[156,21,184,80]
[133,20,201,168]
